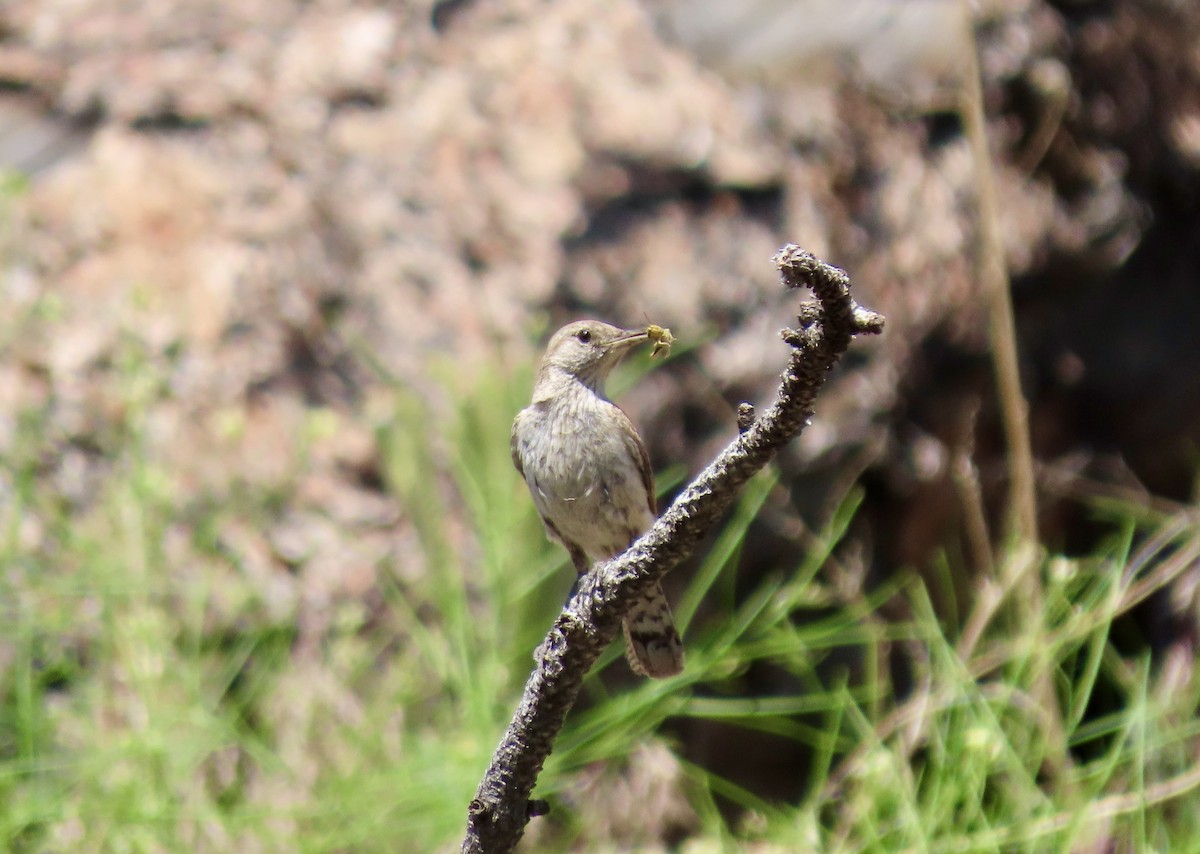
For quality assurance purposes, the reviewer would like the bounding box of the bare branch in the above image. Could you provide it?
[462,245,884,854]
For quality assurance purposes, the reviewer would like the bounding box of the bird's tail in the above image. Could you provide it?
[623,581,684,678]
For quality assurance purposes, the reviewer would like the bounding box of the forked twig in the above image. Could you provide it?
[462,246,883,853]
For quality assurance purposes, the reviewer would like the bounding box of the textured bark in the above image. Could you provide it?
[462,245,884,853]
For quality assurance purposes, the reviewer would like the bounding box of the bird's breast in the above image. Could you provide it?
[514,389,653,559]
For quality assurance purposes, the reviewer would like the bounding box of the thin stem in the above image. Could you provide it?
[959,3,1039,550]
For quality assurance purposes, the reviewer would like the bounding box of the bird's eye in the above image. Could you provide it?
[575,329,592,343]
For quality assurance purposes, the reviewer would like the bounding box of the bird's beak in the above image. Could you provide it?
[613,328,651,349]
[594,329,650,373]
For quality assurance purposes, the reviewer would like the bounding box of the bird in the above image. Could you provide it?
[511,320,684,678]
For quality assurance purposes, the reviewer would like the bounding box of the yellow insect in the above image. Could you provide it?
[646,324,675,358]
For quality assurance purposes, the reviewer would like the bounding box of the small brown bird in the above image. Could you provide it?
[511,320,684,678]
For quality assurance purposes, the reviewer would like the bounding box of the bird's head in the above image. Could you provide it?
[535,320,650,394]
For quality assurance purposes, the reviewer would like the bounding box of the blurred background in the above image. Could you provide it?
[1,0,1198,850]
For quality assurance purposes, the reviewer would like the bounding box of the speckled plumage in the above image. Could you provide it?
[512,320,684,678]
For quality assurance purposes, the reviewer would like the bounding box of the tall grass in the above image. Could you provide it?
[1,323,1198,852]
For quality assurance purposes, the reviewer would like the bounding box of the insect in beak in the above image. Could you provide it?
[646,324,675,358]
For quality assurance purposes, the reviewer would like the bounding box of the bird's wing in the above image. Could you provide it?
[510,411,526,480]
[618,406,656,516]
